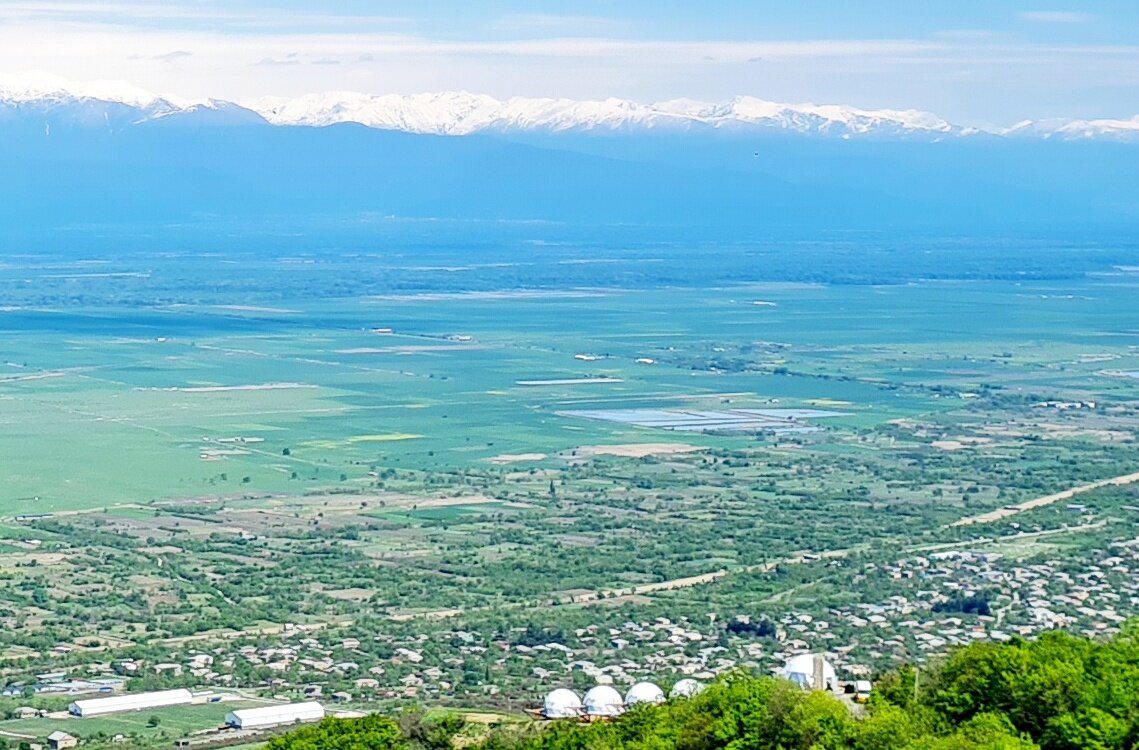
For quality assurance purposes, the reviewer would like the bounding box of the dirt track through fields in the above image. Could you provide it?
[950,470,1139,527]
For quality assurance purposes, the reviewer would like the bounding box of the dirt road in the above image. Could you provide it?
[950,470,1139,527]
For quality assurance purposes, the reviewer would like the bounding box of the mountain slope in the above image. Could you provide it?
[0,116,1136,235]
[1,75,1137,235]
[0,72,266,130]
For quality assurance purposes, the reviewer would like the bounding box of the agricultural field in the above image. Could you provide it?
[0,698,271,749]
[2,227,1139,741]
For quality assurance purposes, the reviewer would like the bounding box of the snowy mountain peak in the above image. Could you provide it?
[1,73,1137,141]
[1053,115,1139,141]
[0,71,175,109]
[0,72,267,128]
[246,91,962,138]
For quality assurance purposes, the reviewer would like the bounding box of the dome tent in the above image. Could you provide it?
[543,688,583,719]
[669,678,705,698]
[583,685,625,717]
[624,681,665,706]
[779,653,838,691]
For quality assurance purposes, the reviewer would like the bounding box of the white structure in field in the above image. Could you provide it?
[669,679,705,699]
[69,689,194,717]
[225,702,325,729]
[583,685,624,717]
[542,689,583,719]
[780,654,838,691]
[624,682,665,706]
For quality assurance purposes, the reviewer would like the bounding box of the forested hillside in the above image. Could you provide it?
[266,625,1139,750]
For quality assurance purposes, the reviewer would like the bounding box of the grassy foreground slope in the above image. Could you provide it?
[267,625,1139,750]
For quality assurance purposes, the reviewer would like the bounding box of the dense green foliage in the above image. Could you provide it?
[266,715,405,750]
[266,626,1139,750]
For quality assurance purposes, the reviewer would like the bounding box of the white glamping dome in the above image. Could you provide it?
[669,679,705,698]
[543,688,583,719]
[583,685,625,717]
[624,681,665,706]
[779,653,838,691]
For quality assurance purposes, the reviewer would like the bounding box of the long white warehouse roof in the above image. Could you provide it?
[226,702,325,729]
[69,689,194,716]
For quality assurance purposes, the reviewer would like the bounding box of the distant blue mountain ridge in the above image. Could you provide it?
[1,82,1137,234]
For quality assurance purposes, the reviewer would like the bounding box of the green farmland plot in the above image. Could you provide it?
[3,267,1139,513]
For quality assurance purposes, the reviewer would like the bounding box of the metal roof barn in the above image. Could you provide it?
[225,702,325,729]
[69,689,194,717]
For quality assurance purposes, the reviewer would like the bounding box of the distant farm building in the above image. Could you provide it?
[47,732,77,750]
[624,682,665,706]
[542,689,583,719]
[224,702,325,730]
[69,689,194,717]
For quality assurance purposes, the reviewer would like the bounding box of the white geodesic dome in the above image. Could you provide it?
[779,653,837,691]
[583,685,625,717]
[624,681,665,706]
[669,678,705,698]
[543,688,583,719]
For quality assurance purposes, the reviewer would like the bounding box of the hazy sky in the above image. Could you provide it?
[1,0,1137,125]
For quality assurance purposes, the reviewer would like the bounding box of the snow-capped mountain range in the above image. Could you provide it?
[0,72,263,128]
[248,91,965,138]
[2,72,1138,141]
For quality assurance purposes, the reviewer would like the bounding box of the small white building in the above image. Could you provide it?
[69,689,194,717]
[225,702,325,730]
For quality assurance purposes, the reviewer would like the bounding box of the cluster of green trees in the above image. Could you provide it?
[267,626,1139,750]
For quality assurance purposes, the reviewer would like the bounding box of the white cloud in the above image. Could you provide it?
[128,50,193,63]
[1020,11,1095,23]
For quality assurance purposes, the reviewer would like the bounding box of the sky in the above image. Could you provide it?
[0,0,1137,126]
